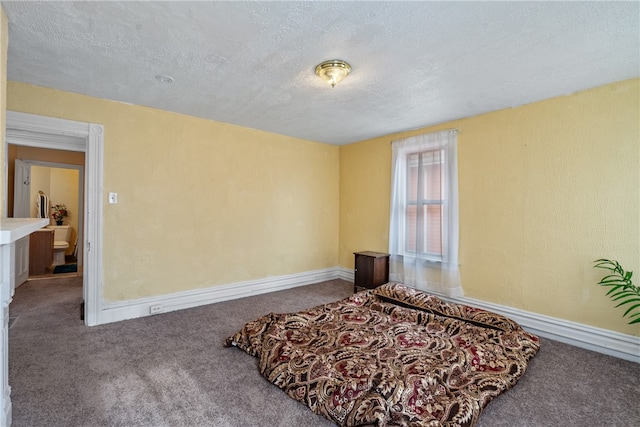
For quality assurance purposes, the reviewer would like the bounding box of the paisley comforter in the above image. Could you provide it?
[225,283,540,427]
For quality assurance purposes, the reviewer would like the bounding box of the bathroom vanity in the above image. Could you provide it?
[29,229,54,276]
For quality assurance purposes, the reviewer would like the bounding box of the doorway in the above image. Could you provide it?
[11,156,85,279]
[4,111,104,326]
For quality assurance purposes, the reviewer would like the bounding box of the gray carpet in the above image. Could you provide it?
[8,277,640,427]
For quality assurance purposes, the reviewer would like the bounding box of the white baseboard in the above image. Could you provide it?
[448,295,640,363]
[336,266,354,282]
[96,267,342,325]
[95,267,638,363]
[337,270,638,363]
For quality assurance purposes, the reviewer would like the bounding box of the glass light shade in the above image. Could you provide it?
[315,60,351,87]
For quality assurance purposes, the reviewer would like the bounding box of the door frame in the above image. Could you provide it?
[4,111,104,326]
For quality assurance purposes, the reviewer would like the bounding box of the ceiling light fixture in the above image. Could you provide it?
[155,74,174,83]
[315,59,351,88]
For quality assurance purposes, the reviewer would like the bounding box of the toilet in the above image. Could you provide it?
[46,225,72,266]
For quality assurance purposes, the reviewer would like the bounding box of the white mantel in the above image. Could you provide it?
[0,218,49,245]
[0,218,49,426]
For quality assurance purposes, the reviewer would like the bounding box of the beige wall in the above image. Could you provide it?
[340,78,640,336]
[7,82,340,301]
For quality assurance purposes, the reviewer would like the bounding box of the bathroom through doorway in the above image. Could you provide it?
[11,155,85,280]
[8,157,85,278]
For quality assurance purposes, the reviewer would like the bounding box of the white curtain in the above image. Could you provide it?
[388,129,463,297]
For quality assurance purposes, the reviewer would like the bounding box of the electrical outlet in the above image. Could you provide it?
[149,304,162,314]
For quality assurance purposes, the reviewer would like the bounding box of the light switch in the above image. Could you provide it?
[108,192,118,204]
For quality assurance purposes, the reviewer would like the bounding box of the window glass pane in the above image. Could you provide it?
[407,153,419,201]
[406,204,417,252]
[421,150,444,202]
[424,204,442,256]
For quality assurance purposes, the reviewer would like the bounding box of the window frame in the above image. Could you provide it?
[404,148,446,262]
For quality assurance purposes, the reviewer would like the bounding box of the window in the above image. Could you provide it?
[389,129,462,296]
[405,149,445,260]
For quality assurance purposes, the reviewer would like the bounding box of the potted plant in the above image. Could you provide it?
[51,204,68,225]
[593,259,640,324]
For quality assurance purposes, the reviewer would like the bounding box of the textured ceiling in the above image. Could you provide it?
[2,1,639,145]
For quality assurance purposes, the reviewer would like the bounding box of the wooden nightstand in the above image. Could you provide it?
[353,251,390,292]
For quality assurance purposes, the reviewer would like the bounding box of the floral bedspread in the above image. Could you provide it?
[225,283,540,427]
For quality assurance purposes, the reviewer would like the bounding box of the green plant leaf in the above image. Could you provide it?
[599,273,625,281]
[600,281,626,289]
[611,292,634,301]
[622,303,640,317]
[600,276,627,283]
[594,260,617,270]
[598,277,625,284]
[614,297,640,306]
[594,258,639,324]
[606,285,624,296]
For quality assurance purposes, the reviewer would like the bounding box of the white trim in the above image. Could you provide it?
[387,283,639,363]
[5,113,88,151]
[97,261,639,361]
[337,266,354,282]
[95,267,342,325]
[5,129,86,151]
[84,124,104,326]
[448,295,640,363]
[340,272,638,362]
[5,111,104,326]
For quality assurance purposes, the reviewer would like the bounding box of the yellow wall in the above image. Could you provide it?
[340,79,640,336]
[7,82,339,301]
